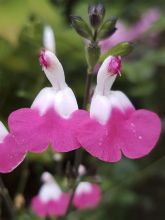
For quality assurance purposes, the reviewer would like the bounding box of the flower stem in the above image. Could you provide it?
[64,24,100,217]
[63,66,94,219]
[0,176,16,220]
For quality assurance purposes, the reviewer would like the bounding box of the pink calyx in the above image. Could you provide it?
[108,56,121,75]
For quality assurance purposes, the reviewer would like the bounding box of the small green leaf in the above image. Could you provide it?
[97,16,117,40]
[70,15,92,39]
[100,42,134,61]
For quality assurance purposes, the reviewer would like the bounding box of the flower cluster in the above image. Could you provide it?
[0,47,161,173]
[31,172,101,218]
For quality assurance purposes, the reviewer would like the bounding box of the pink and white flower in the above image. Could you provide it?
[73,181,101,209]
[8,50,82,153]
[0,122,26,173]
[31,172,70,217]
[77,56,161,162]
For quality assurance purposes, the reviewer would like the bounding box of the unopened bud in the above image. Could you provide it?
[53,153,63,162]
[88,4,105,28]
[78,164,86,176]
[14,194,25,210]
[41,172,53,183]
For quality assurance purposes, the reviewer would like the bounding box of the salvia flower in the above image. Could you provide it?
[8,50,82,153]
[0,122,26,173]
[31,172,70,217]
[73,181,101,209]
[77,56,161,162]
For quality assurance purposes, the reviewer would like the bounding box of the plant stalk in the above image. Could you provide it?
[0,176,16,220]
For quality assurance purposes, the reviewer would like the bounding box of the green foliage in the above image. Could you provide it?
[100,42,134,61]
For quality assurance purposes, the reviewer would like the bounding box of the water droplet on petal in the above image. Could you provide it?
[131,123,135,127]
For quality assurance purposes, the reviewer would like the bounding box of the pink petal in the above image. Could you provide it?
[48,109,79,152]
[8,108,87,153]
[48,193,70,216]
[77,108,124,162]
[31,196,48,217]
[0,134,26,173]
[121,109,161,159]
[73,184,101,209]
[77,108,161,162]
[8,108,50,153]
[52,110,88,152]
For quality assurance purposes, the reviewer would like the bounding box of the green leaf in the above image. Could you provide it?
[70,15,92,39]
[97,16,117,40]
[100,42,134,61]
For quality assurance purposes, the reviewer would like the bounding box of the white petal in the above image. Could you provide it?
[39,182,62,202]
[41,172,54,183]
[90,95,111,125]
[78,164,86,176]
[39,172,62,202]
[95,56,117,96]
[53,87,78,118]
[42,51,67,90]
[76,182,92,195]
[31,87,78,118]
[43,25,56,53]
[0,122,9,143]
[31,87,56,115]
[109,90,134,111]
[90,91,134,124]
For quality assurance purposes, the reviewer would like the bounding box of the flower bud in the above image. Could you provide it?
[70,15,92,39]
[41,172,54,183]
[53,153,63,162]
[88,4,105,28]
[78,164,86,176]
[98,16,117,40]
[14,194,25,210]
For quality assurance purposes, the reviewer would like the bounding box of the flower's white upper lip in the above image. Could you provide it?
[90,56,133,124]
[32,50,78,118]
[39,172,62,202]
[76,182,92,195]
[43,25,56,53]
[95,56,119,96]
[0,122,8,143]
[40,50,67,90]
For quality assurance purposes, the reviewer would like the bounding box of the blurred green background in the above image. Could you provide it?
[0,0,165,219]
